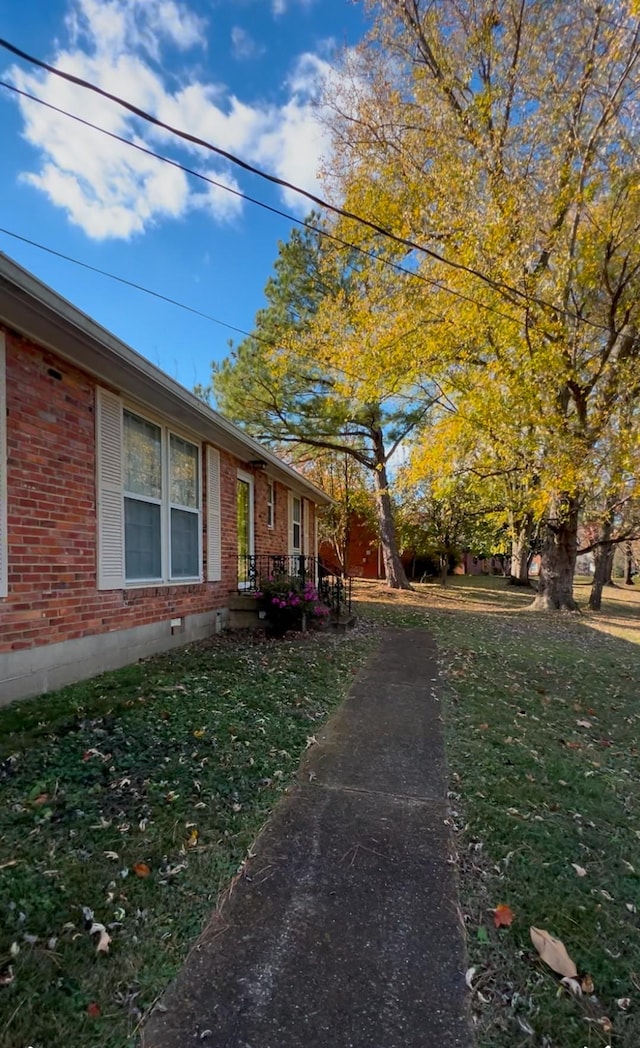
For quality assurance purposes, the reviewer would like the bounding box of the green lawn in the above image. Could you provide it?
[0,629,376,1048]
[354,575,640,1048]
[2,577,639,1048]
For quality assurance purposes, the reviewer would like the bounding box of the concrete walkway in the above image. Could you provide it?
[142,628,474,1048]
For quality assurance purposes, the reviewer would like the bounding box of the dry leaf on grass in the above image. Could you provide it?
[571,863,587,877]
[89,922,111,955]
[494,903,514,928]
[560,976,582,997]
[133,862,151,878]
[465,967,476,989]
[530,927,578,978]
[87,1002,101,1018]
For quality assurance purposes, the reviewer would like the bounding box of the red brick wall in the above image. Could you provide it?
[320,515,383,579]
[0,330,242,654]
[1,330,323,655]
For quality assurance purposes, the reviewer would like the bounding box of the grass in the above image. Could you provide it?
[0,627,376,1048]
[353,575,640,1048]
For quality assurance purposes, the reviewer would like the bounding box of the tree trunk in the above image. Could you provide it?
[624,540,635,585]
[588,518,614,612]
[439,552,448,586]
[529,500,579,611]
[507,514,533,586]
[372,458,411,590]
[603,545,615,586]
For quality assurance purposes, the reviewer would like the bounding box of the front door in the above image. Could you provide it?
[237,471,254,588]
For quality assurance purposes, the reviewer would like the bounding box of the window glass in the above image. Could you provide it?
[292,496,301,550]
[171,507,199,577]
[124,497,162,579]
[267,481,275,528]
[124,411,161,498]
[170,434,198,508]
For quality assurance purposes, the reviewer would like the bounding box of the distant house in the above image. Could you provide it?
[0,254,331,704]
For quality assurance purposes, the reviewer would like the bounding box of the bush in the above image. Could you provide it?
[256,575,330,635]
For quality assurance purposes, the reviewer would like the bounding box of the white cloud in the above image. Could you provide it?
[272,0,316,17]
[7,0,337,239]
[231,26,264,61]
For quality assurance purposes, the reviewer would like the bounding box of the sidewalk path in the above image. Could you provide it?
[142,628,474,1048]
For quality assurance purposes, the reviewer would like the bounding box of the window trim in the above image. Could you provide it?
[122,403,202,586]
[125,404,203,586]
[267,479,275,529]
[291,494,302,555]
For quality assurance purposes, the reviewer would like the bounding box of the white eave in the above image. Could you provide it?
[0,252,332,505]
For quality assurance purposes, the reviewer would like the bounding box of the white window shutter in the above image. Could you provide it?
[0,333,7,599]
[96,387,124,589]
[206,446,222,582]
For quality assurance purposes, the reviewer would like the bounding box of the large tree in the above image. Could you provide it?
[321,0,640,609]
[209,221,439,588]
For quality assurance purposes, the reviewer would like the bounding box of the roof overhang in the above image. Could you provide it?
[0,253,332,505]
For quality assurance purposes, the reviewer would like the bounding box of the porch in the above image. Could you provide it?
[230,554,353,629]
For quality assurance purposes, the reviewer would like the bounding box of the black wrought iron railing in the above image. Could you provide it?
[237,554,318,591]
[318,572,353,618]
[237,554,352,619]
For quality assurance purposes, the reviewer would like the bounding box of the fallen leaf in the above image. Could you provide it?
[87,1002,101,1018]
[193,729,205,738]
[478,723,489,731]
[581,973,595,994]
[617,997,631,1010]
[576,719,592,728]
[465,966,476,989]
[89,923,111,955]
[517,1016,535,1036]
[133,862,151,878]
[494,904,514,928]
[530,927,578,978]
[571,863,587,877]
[0,967,14,986]
[560,976,582,997]
[33,793,51,805]
[564,741,583,750]
[186,829,199,848]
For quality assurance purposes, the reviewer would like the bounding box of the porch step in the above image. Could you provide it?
[228,594,263,630]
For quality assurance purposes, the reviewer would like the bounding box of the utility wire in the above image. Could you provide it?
[0,225,450,394]
[0,226,259,339]
[0,36,609,330]
[0,77,520,327]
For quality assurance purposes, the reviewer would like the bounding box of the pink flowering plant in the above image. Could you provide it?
[256,574,330,634]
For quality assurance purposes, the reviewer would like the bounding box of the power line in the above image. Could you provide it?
[0,35,609,329]
[0,77,520,327]
[0,226,447,392]
[0,226,258,339]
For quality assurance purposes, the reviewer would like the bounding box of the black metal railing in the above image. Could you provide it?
[237,554,319,591]
[318,572,353,619]
[237,554,352,620]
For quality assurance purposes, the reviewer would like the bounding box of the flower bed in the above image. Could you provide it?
[256,575,330,636]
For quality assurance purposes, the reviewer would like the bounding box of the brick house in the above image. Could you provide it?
[0,254,330,703]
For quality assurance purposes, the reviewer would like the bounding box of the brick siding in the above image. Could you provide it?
[0,329,313,654]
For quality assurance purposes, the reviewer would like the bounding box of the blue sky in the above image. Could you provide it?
[0,0,368,393]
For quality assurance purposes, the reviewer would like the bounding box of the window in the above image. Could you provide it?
[267,480,275,529]
[97,390,202,588]
[291,495,302,553]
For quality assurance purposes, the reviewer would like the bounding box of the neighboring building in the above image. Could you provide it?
[0,254,330,704]
[319,513,384,580]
